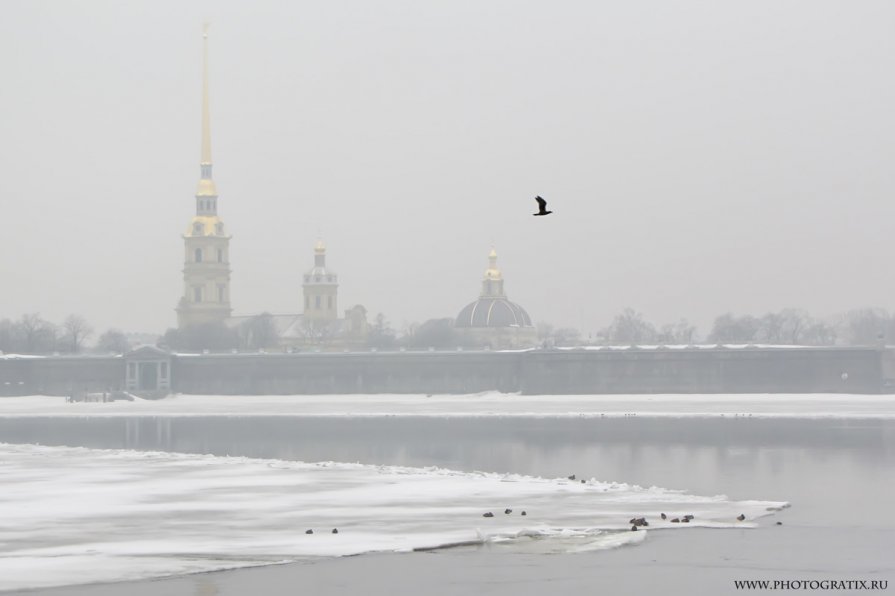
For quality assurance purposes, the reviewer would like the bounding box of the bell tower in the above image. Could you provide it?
[303,240,338,321]
[176,25,232,328]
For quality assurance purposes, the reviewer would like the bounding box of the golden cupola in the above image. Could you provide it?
[484,247,503,282]
[455,247,533,329]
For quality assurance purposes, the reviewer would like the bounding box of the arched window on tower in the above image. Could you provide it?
[217,248,223,263]
[315,296,321,309]
[327,296,333,309]
[195,248,203,263]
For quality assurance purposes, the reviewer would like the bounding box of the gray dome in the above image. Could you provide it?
[455,298,533,328]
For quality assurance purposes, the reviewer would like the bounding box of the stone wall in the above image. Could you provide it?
[0,356,123,396]
[0,347,888,396]
[519,347,881,394]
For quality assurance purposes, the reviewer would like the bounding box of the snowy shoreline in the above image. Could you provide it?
[1,393,895,419]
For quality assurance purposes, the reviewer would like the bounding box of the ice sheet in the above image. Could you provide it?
[1,393,895,419]
[0,443,786,591]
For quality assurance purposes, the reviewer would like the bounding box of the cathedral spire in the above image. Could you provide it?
[196,23,218,203]
[178,24,232,329]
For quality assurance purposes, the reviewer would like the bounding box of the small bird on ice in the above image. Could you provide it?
[533,195,553,216]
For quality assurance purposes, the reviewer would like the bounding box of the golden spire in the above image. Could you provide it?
[196,23,218,198]
[201,23,212,167]
[314,238,326,253]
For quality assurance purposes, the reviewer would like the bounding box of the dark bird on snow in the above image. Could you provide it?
[483,512,494,518]
[521,511,527,516]
[332,528,339,534]
[567,474,576,481]
[533,196,553,216]
[305,529,314,534]
[737,514,746,521]
[631,525,638,531]
[504,508,512,515]
[671,518,680,523]
[776,521,782,526]
[683,515,694,521]
[660,513,667,520]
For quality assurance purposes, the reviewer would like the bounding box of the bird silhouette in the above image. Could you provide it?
[533,196,553,216]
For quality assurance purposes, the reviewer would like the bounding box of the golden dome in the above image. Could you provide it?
[185,215,225,237]
[196,178,218,197]
[314,239,326,253]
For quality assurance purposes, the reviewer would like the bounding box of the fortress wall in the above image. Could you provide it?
[171,351,522,395]
[519,348,883,395]
[0,348,887,397]
[0,357,123,396]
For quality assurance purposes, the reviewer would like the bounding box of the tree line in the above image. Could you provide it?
[0,313,129,355]
[3,306,894,355]
[590,307,893,347]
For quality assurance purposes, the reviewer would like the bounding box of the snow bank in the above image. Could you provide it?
[0,443,786,591]
[1,393,895,419]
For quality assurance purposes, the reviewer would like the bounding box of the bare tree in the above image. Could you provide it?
[366,313,397,349]
[840,308,891,345]
[600,309,658,344]
[801,320,837,346]
[708,313,760,343]
[241,313,279,349]
[301,317,338,347]
[96,328,131,354]
[0,319,17,353]
[407,318,457,349]
[61,314,93,353]
[658,319,698,344]
[18,313,57,354]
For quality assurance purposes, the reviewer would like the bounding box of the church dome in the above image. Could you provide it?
[455,248,533,328]
[455,297,532,328]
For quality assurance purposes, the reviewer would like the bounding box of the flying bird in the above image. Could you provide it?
[533,195,553,216]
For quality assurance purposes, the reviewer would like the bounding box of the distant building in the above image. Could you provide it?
[303,240,339,322]
[177,26,232,328]
[454,249,537,349]
[226,241,368,350]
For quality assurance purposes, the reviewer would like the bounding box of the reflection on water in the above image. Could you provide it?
[2,416,894,527]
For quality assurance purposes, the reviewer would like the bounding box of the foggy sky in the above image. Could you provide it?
[1,0,894,338]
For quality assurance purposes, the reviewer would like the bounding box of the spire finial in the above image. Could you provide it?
[196,24,218,200]
[201,23,212,167]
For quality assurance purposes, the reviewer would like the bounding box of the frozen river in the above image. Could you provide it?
[1,394,893,595]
